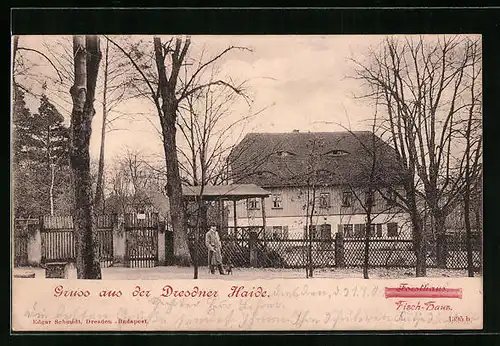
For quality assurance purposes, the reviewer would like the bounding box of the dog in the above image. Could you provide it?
[224,263,233,275]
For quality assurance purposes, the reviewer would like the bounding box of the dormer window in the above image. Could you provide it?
[276,151,294,157]
[325,150,349,157]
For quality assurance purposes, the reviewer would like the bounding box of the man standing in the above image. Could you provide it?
[205,226,226,275]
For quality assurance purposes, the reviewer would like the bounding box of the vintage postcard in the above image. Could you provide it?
[11,34,483,331]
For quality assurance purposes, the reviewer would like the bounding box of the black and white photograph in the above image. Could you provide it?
[11,33,484,331]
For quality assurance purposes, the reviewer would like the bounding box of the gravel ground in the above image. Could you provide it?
[12,265,480,280]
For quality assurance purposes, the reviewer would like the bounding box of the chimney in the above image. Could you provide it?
[292,129,299,133]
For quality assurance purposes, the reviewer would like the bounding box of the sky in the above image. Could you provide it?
[12,35,424,163]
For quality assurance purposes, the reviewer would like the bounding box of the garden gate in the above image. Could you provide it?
[124,212,159,268]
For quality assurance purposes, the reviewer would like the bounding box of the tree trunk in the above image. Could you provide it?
[408,187,426,277]
[434,211,447,268]
[413,214,426,277]
[161,120,191,266]
[464,190,474,277]
[193,197,200,279]
[49,164,55,216]
[475,204,482,274]
[363,210,371,279]
[154,37,191,266]
[308,186,316,278]
[70,35,102,280]
[94,39,109,214]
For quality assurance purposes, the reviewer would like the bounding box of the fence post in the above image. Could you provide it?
[249,230,258,267]
[335,231,345,268]
[27,222,42,266]
[157,221,166,266]
[113,214,126,266]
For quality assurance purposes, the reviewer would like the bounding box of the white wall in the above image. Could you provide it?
[229,213,412,240]
[227,185,412,239]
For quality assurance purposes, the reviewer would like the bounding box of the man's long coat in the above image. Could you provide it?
[205,229,223,265]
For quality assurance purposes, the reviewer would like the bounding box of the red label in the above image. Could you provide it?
[385,286,462,299]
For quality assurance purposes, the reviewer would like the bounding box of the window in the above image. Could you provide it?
[387,223,398,238]
[282,226,289,239]
[247,198,260,210]
[343,224,354,238]
[319,224,332,249]
[320,224,332,240]
[365,191,375,207]
[272,194,282,209]
[325,150,349,157]
[270,226,289,240]
[354,224,365,238]
[365,224,382,237]
[318,193,330,208]
[366,224,375,237]
[342,191,352,207]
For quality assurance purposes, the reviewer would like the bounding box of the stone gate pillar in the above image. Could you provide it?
[113,214,126,266]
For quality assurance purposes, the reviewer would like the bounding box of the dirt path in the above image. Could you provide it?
[12,265,476,280]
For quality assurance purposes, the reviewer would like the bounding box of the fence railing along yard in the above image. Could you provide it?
[14,217,481,272]
[187,226,482,271]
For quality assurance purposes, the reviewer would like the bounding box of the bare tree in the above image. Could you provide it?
[341,129,405,279]
[337,98,405,279]
[460,41,482,277]
[177,74,254,187]
[94,38,136,213]
[107,35,249,265]
[35,36,134,213]
[69,35,102,279]
[12,36,65,101]
[340,123,380,279]
[104,149,167,214]
[351,35,482,275]
[298,137,325,278]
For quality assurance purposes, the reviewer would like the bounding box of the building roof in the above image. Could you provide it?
[229,131,406,188]
[182,184,270,201]
[143,190,171,220]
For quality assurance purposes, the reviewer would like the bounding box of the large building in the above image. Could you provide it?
[227,131,412,240]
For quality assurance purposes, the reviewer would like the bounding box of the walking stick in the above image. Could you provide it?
[208,250,212,274]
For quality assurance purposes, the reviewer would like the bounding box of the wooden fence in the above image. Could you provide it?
[40,215,115,267]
